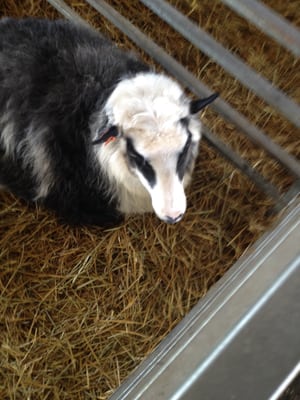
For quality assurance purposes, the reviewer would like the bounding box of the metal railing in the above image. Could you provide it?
[221,0,300,57]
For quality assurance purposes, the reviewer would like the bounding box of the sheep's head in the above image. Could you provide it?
[93,73,218,224]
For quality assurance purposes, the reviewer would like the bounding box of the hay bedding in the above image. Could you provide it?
[0,0,299,398]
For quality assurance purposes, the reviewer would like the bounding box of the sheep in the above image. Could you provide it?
[0,18,218,227]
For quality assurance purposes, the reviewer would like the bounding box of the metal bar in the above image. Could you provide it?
[270,364,300,400]
[109,199,300,400]
[201,125,286,210]
[140,0,300,129]
[84,0,300,180]
[220,0,300,58]
[47,0,91,27]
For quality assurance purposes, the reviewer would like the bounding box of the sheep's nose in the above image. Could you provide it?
[164,214,184,224]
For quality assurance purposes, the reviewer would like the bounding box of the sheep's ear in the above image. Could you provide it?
[190,93,219,114]
[92,125,119,146]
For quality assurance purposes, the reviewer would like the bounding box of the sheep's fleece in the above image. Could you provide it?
[0,18,206,226]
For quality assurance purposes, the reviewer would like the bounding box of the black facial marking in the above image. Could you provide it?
[177,132,192,180]
[126,138,156,187]
[179,117,189,128]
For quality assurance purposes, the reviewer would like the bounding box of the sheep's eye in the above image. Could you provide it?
[126,139,156,187]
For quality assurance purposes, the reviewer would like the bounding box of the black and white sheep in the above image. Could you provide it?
[0,18,218,227]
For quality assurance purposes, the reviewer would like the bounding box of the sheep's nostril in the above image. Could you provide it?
[164,214,184,224]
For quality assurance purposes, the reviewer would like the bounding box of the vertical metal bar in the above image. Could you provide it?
[140,0,300,129]
[220,0,300,57]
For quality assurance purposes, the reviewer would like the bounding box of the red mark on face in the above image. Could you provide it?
[105,136,116,146]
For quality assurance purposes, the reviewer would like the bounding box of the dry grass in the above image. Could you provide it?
[0,0,299,399]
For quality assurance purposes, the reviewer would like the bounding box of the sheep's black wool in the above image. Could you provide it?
[0,18,149,226]
[0,18,214,226]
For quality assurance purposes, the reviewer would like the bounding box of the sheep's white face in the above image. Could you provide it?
[122,116,200,223]
[96,73,213,224]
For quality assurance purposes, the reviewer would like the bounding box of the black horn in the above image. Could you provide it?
[190,93,219,114]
